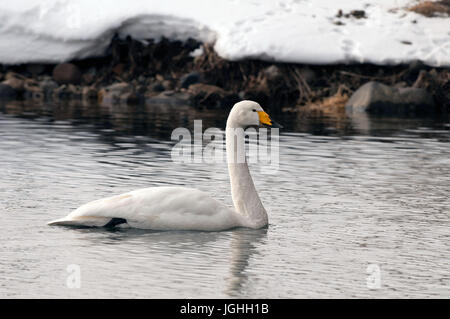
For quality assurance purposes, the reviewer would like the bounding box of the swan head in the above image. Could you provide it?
[227,100,282,129]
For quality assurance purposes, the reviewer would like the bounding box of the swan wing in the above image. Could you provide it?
[48,187,240,231]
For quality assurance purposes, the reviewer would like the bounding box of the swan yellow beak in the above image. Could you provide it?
[258,111,272,126]
[257,111,283,128]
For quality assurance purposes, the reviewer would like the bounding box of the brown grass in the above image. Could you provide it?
[297,88,349,116]
[409,0,450,17]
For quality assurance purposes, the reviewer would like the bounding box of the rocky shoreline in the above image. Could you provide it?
[0,36,448,116]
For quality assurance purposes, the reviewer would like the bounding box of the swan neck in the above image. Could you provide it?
[225,124,268,228]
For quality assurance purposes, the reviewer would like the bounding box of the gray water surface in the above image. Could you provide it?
[0,101,449,298]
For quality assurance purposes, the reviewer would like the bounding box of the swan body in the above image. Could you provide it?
[49,187,246,231]
[48,100,279,231]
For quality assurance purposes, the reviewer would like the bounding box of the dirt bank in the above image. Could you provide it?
[0,36,448,115]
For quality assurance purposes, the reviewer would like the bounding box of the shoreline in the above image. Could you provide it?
[0,37,449,116]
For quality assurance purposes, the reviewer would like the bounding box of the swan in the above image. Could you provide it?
[48,100,281,231]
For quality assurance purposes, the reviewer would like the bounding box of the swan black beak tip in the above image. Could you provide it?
[262,121,283,129]
[271,121,283,129]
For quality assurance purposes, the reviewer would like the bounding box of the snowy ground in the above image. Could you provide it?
[0,0,448,66]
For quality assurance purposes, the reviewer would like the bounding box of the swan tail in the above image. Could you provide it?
[47,216,115,227]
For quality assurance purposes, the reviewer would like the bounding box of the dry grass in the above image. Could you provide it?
[296,88,349,117]
[409,0,450,17]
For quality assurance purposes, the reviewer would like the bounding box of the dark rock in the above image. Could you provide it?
[26,64,46,76]
[23,79,44,100]
[0,83,17,99]
[242,88,270,107]
[346,81,435,115]
[350,10,366,19]
[82,67,97,85]
[24,90,44,101]
[52,85,72,100]
[149,82,165,93]
[138,75,146,84]
[52,63,81,84]
[112,63,126,76]
[179,72,202,89]
[408,60,426,77]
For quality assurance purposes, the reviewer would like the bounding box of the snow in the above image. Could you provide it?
[0,0,448,66]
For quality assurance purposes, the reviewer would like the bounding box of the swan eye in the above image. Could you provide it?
[252,109,257,112]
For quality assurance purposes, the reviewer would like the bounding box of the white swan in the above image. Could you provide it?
[48,100,280,231]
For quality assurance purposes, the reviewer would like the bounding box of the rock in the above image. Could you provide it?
[52,85,71,100]
[136,85,147,95]
[98,82,138,104]
[346,81,435,115]
[148,82,165,93]
[137,75,146,84]
[188,83,239,108]
[23,79,45,100]
[0,83,17,99]
[179,72,202,89]
[24,78,40,92]
[3,72,25,91]
[25,90,44,101]
[52,63,81,84]
[394,81,408,88]
[82,86,98,100]
[145,91,190,106]
[350,10,366,19]
[82,72,96,85]
[5,71,25,81]
[162,80,174,90]
[67,84,82,98]
[40,78,59,98]
[406,59,427,80]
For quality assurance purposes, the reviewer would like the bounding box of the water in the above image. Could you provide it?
[0,100,449,298]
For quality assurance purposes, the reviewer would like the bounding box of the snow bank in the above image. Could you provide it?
[0,0,448,66]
